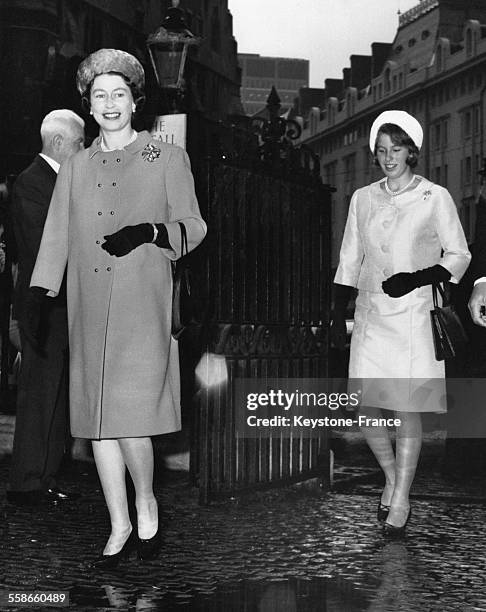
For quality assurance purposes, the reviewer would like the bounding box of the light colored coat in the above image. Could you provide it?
[334,176,471,291]
[31,131,207,439]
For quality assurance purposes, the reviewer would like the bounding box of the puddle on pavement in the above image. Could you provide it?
[70,576,369,610]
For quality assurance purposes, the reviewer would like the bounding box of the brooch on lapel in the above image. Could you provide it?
[141,143,161,162]
[423,190,432,200]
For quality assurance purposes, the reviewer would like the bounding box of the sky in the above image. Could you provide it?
[228,0,421,87]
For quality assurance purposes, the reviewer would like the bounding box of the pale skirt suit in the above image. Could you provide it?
[334,176,471,412]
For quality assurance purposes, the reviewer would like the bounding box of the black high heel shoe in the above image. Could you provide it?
[88,531,134,569]
[377,498,390,522]
[137,526,161,561]
[383,506,412,538]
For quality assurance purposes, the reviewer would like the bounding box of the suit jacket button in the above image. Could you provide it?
[98,211,102,216]
[107,267,111,272]
[94,268,99,272]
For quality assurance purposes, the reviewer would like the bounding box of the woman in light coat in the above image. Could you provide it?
[30,49,206,566]
[331,110,470,535]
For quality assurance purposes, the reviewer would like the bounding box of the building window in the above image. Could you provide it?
[324,161,337,186]
[466,29,473,57]
[385,68,391,94]
[435,166,441,184]
[463,110,472,138]
[363,147,371,176]
[344,153,356,183]
[436,46,443,72]
[443,119,448,147]
[433,123,441,150]
[475,105,481,133]
[465,156,472,184]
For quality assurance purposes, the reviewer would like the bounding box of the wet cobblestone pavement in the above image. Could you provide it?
[1,435,486,611]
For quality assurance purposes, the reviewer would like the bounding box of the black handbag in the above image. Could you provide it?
[171,222,195,340]
[430,282,468,361]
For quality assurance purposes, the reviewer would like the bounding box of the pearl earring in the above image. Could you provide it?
[132,104,136,112]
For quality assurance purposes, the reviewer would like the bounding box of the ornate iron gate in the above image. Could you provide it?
[189,97,333,503]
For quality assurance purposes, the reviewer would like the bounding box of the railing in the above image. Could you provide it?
[190,103,333,501]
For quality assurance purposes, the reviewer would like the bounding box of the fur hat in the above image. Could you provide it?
[76,48,145,95]
[369,110,423,151]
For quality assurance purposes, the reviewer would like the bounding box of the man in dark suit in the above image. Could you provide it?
[7,110,85,505]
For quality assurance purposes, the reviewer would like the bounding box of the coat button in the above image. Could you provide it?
[102,160,107,164]
[382,220,391,228]
[116,158,121,163]
[98,211,102,216]
[96,240,100,244]
[383,268,391,276]
[381,244,389,252]
[110,211,115,215]
[97,183,102,187]
[112,182,117,186]
[107,267,111,272]
[94,268,99,272]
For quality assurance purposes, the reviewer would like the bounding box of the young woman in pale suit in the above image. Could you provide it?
[331,110,470,535]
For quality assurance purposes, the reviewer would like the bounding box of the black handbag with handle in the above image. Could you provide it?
[171,222,196,340]
[430,282,468,361]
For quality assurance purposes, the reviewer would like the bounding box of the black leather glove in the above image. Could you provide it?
[382,264,451,298]
[330,284,353,350]
[101,223,170,257]
[23,286,49,351]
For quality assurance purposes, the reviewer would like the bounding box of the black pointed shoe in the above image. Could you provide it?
[377,499,390,522]
[383,507,412,538]
[137,527,161,561]
[88,532,134,569]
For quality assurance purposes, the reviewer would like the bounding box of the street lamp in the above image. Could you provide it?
[147,0,199,97]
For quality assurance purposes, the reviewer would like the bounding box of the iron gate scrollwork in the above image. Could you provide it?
[191,91,333,503]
